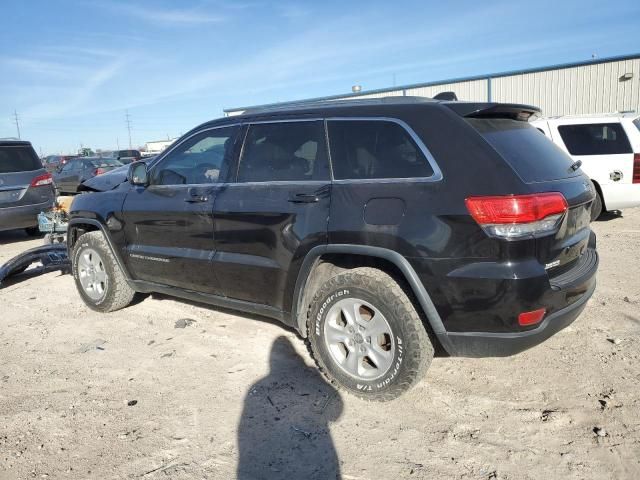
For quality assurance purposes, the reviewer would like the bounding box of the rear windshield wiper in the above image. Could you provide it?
[569,159,582,172]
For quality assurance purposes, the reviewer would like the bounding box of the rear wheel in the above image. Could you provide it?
[72,231,135,312]
[306,267,434,401]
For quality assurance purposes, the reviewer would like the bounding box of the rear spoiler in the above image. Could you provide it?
[444,102,541,121]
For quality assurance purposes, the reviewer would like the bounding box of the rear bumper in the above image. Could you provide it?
[0,200,54,231]
[443,278,595,357]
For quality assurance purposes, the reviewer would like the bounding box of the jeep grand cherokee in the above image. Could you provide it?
[66,97,598,401]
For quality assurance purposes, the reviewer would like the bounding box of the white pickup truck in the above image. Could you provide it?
[533,113,640,218]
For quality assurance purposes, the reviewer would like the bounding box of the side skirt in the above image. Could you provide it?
[129,279,289,324]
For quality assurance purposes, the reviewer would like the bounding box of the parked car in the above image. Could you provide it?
[0,139,55,235]
[533,113,640,219]
[53,157,123,194]
[42,155,77,173]
[108,149,142,164]
[66,97,598,400]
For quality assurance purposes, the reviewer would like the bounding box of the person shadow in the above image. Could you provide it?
[237,336,343,480]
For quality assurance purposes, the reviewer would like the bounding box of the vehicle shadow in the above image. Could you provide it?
[0,230,42,246]
[596,211,623,222]
[237,336,343,480]
[149,293,300,335]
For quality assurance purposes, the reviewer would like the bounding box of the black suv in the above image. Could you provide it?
[67,97,598,400]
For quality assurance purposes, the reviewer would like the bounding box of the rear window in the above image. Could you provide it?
[467,118,579,183]
[633,118,640,133]
[0,146,42,173]
[557,123,632,155]
[327,120,434,180]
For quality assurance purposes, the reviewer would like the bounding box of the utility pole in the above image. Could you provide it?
[116,137,120,150]
[125,110,132,149]
[13,110,21,139]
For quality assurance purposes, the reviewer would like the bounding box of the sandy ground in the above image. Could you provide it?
[1,209,639,480]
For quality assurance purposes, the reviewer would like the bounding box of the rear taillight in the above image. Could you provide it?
[94,168,106,176]
[633,153,640,184]
[30,172,53,187]
[465,193,568,239]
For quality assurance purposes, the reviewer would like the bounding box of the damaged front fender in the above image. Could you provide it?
[0,244,70,287]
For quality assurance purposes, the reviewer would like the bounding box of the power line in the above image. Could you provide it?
[13,110,21,139]
[125,110,132,149]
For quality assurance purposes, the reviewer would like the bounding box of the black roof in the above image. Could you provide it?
[0,138,31,146]
[239,95,437,115]
[195,96,540,132]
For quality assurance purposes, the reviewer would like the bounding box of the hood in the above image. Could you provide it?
[79,164,129,192]
[79,156,156,192]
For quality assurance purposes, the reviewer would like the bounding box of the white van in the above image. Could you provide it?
[533,113,640,218]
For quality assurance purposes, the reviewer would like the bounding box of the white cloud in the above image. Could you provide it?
[95,1,227,25]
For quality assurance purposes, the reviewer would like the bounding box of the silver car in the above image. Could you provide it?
[0,139,56,235]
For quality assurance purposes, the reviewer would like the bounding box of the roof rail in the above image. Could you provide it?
[238,95,438,116]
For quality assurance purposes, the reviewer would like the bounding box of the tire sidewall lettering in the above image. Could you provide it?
[315,287,406,392]
[315,289,349,336]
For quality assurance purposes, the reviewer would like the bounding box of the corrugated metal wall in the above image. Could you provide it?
[491,58,640,115]
[404,79,488,101]
[225,56,640,117]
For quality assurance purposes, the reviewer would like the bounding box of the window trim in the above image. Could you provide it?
[234,118,330,185]
[325,117,443,184]
[148,123,241,187]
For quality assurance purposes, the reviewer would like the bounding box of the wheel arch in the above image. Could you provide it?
[292,244,453,352]
[67,218,132,281]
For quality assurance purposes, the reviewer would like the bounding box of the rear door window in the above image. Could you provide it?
[467,118,580,183]
[237,121,330,182]
[327,120,434,180]
[0,146,42,173]
[557,123,632,155]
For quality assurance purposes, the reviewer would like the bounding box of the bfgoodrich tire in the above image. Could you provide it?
[307,267,434,401]
[72,231,135,312]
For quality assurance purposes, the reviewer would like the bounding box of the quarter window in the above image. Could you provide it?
[237,121,330,182]
[151,126,239,185]
[327,120,434,180]
[557,123,632,155]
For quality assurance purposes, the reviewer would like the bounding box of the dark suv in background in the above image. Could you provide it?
[66,97,598,400]
[0,139,55,235]
[109,149,142,164]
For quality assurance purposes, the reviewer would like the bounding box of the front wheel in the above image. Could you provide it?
[306,267,434,401]
[72,231,136,312]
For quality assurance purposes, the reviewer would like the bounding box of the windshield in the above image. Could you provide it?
[0,145,42,173]
[89,158,123,167]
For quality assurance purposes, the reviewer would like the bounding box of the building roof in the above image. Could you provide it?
[224,52,640,114]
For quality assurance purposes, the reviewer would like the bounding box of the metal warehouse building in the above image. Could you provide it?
[225,53,640,117]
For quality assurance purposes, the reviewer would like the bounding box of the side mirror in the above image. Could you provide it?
[128,161,149,186]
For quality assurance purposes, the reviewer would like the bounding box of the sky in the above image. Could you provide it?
[1,0,639,155]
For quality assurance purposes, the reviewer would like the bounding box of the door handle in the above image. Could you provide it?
[185,187,209,203]
[288,192,320,203]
